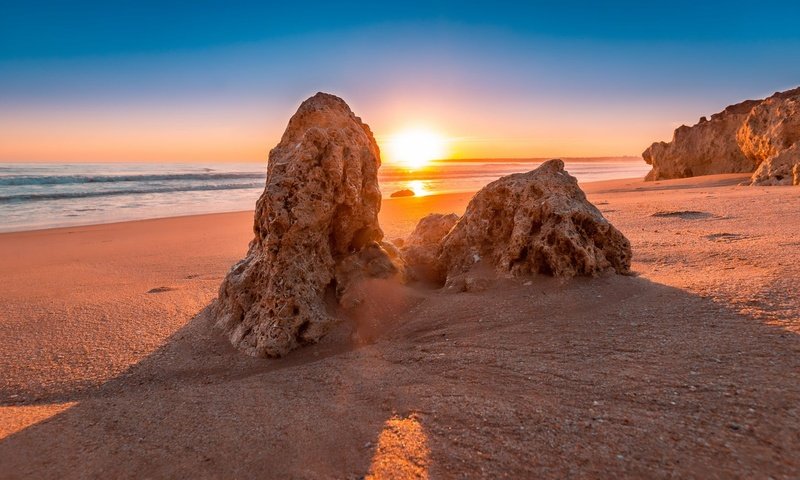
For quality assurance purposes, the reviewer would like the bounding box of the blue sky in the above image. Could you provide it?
[4,1,800,59]
[2,1,799,161]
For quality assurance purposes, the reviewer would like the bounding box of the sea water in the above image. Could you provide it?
[0,159,650,232]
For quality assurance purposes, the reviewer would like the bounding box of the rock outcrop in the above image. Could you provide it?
[738,91,800,185]
[437,159,632,281]
[390,189,415,198]
[399,213,459,282]
[642,100,760,181]
[212,92,399,357]
[642,86,800,185]
[750,144,800,186]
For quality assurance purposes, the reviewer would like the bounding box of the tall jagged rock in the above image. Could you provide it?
[212,92,399,357]
[738,90,800,185]
[437,159,632,281]
[642,86,800,185]
[642,100,759,181]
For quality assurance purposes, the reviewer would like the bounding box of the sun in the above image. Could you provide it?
[385,128,447,169]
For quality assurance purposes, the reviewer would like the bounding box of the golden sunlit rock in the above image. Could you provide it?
[739,89,800,185]
[212,92,402,357]
[438,159,632,280]
[643,86,800,184]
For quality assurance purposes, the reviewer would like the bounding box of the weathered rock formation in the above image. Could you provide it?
[750,144,800,186]
[215,96,636,358]
[643,86,800,185]
[642,100,760,181]
[738,91,800,185]
[437,159,632,281]
[399,213,459,282]
[212,92,399,357]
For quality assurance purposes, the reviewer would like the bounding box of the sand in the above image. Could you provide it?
[1,174,799,478]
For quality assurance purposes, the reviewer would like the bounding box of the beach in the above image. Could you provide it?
[1,174,799,478]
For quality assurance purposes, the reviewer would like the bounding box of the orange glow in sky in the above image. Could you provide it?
[2,12,797,164]
[0,91,677,163]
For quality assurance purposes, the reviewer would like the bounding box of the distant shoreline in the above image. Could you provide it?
[0,176,649,235]
[0,161,650,233]
[0,157,644,165]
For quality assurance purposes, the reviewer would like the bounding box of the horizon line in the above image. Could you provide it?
[0,155,645,165]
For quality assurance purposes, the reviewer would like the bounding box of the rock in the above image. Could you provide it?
[642,99,760,181]
[390,189,415,198]
[438,159,632,280]
[406,213,460,247]
[212,92,399,357]
[400,213,459,282]
[738,89,800,185]
[750,144,800,186]
[642,86,800,184]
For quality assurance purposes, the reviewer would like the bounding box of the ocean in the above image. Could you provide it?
[0,159,650,233]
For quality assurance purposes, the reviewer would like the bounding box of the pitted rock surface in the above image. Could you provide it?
[438,159,632,280]
[738,90,800,185]
[642,99,759,181]
[212,92,397,357]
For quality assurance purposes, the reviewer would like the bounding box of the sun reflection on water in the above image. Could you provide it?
[407,180,430,197]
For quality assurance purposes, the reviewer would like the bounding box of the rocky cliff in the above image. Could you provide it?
[642,100,760,181]
[643,87,800,185]
[738,89,800,185]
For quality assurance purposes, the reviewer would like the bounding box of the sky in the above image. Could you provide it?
[1,1,799,163]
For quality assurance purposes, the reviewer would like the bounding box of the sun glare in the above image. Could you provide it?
[407,180,429,196]
[385,128,447,170]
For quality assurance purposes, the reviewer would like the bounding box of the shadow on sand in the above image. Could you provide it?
[1,273,799,478]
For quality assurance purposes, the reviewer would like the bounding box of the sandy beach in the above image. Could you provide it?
[1,174,799,478]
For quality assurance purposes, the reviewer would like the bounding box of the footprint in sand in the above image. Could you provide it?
[147,286,178,294]
[705,233,747,243]
[651,210,715,220]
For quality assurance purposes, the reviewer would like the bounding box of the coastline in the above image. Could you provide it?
[0,176,650,238]
[0,190,476,238]
[2,172,800,477]
[0,159,650,234]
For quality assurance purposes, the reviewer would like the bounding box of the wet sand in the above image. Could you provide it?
[1,174,799,478]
